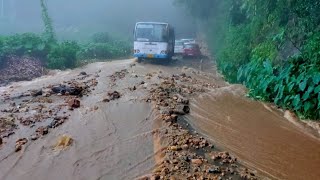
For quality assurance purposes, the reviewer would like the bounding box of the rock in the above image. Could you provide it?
[182,144,188,150]
[31,89,43,97]
[15,138,28,152]
[52,85,83,96]
[107,91,121,100]
[54,135,73,150]
[191,159,203,165]
[36,126,49,136]
[79,71,87,76]
[31,134,39,141]
[169,146,181,151]
[208,167,221,174]
[68,98,80,108]
[172,105,190,115]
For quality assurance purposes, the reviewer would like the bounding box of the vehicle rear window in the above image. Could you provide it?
[184,44,195,48]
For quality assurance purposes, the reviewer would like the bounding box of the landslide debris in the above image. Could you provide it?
[142,71,257,180]
[0,56,46,86]
[0,70,100,152]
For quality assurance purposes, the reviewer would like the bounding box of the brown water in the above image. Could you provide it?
[1,58,320,180]
[187,85,320,180]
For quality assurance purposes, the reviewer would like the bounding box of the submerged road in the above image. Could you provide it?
[0,58,319,180]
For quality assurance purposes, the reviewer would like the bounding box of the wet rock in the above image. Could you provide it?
[191,159,203,165]
[52,85,83,96]
[15,138,28,152]
[182,144,189,150]
[31,89,43,97]
[208,167,221,174]
[31,134,39,141]
[54,135,73,150]
[107,91,121,100]
[172,105,190,115]
[49,116,68,128]
[68,98,80,108]
[169,146,181,151]
[36,126,49,136]
[129,86,137,91]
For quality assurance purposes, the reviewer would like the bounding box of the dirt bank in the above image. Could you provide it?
[0,56,46,86]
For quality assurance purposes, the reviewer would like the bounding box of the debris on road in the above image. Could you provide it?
[54,135,73,150]
[103,91,121,102]
[15,138,28,152]
[68,98,81,108]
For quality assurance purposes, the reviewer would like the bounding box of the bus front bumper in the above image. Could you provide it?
[134,53,169,59]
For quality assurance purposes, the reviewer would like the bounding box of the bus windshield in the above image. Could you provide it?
[135,23,168,42]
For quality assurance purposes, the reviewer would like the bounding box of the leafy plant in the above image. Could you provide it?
[47,41,80,69]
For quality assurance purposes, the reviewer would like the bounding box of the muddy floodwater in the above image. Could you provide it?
[187,86,320,180]
[1,58,320,180]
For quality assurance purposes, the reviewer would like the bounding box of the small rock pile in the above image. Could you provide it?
[143,73,257,180]
[109,69,128,85]
[0,70,100,153]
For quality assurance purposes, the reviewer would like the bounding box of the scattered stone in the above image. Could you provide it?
[208,167,221,174]
[68,98,81,108]
[31,89,43,97]
[107,91,121,100]
[172,105,190,115]
[54,135,73,150]
[52,85,83,96]
[36,126,49,136]
[191,159,203,165]
[15,138,28,152]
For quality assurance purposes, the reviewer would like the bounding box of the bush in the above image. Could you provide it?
[47,41,80,69]
[238,58,320,119]
[0,33,48,60]
[77,41,131,60]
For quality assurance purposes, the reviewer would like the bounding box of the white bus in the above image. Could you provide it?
[133,22,175,62]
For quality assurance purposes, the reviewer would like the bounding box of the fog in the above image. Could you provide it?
[0,0,196,40]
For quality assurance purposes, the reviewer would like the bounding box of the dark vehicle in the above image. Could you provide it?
[182,43,201,58]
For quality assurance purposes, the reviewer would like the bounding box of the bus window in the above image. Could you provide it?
[135,24,168,42]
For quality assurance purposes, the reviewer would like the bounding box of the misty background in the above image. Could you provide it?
[0,0,196,41]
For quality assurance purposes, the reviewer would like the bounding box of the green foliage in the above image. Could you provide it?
[238,58,320,119]
[0,33,48,64]
[47,41,80,69]
[77,41,130,60]
[177,0,320,119]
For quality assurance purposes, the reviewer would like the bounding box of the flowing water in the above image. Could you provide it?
[1,59,320,180]
[186,85,320,180]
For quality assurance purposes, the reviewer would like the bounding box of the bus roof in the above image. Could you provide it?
[136,22,169,25]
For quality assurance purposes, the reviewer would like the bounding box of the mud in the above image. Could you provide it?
[0,58,319,180]
[187,86,320,180]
